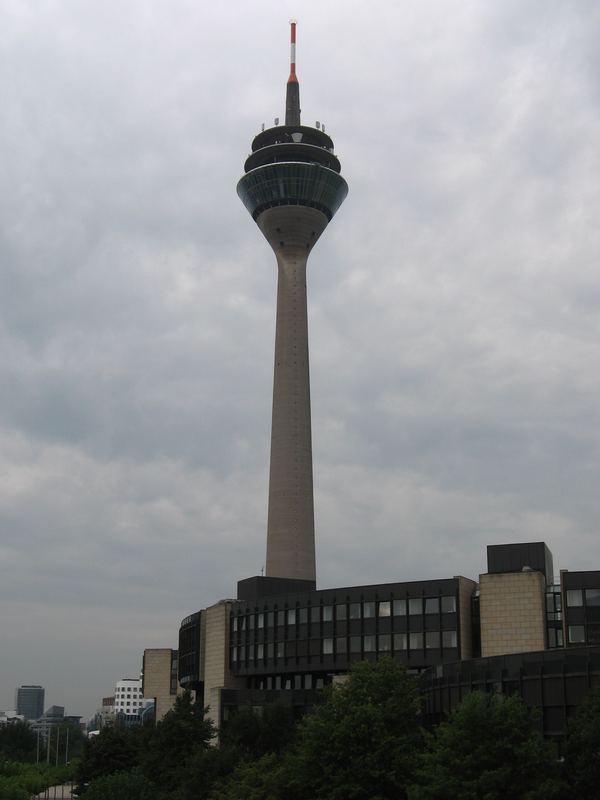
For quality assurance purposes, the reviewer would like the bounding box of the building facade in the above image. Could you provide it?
[113,678,145,718]
[141,649,180,722]
[15,685,44,721]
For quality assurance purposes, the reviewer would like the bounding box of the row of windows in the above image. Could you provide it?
[231,630,458,662]
[254,674,326,691]
[566,588,600,608]
[568,625,600,645]
[232,596,457,632]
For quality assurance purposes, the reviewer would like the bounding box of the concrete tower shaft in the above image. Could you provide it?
[237,23,347,583]
[259,206,328,581]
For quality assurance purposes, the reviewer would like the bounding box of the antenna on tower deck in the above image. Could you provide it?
[285,20,301,126]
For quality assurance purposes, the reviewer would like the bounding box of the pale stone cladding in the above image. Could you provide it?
[202,601,244,733]
[142,649,180,722]
[479,570,547,657]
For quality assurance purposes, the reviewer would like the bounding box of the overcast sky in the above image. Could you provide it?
[1,0,599,720]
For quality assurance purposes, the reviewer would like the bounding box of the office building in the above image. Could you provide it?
[15,685,44,721]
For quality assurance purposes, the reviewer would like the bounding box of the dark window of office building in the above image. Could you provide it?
[393,599,406,616]
[441,595,456,613]
[567,590,583,607]
[409,599,422,615]
[586,589,600,606]
[442,630,457,648]
[379,601,391,617]
[425,598,439,614]
[568,625,585,644]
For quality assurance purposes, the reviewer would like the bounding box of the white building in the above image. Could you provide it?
[113,678,145,715]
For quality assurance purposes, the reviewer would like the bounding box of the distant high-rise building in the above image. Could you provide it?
[237,21,348,583]
[15,685,44,720]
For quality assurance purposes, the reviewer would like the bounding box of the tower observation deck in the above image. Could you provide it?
[237,22,348,583]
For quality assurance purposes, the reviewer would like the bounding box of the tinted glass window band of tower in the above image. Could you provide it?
[237,21,348,584]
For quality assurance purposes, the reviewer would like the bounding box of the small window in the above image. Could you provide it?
[267,642,274,659]
[442,630,457,648]
[276,642,284,658]
[363,602,375,618]
[232,647,238,662]
[586,589,600,607]
[287,609,296,625]
[336,636,347,653]
[350,636,361,653]
[393,599,406,616]
[567,590,583,607]
[257,613,264,628]
[393,633,407,651]
[409,598,422,616]
[323,638,334,655]
[257,643,264,659]
[441,596,456,613]
[378,601,391,617]
[277,610,285,626]
[233,617,238,632]
[409,632,424,650]
[304,674,313,689]
[336,604,347,620]
[267,611,274,627]
[568,625,585,644]
[311,606,321,623]
[378,634,391,651]
[588,624,600,644]
[323,605,333,622]
[425,597,439,614]
[248,614,255,629]
[425,631,440,649]
[298,607,308,624]
[349,603,361,619]
[248,646,254,661]
[364,635,376,652]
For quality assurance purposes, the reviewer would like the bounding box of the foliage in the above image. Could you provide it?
[220,704,296,760]
[0,759,75,799]
[0,722,37,762]
[408,691,564,800]
[139,690,215,792]
[75,725,140,793]
[80,768,159,800]
[281,658,424,800]
[209,753,286,800]
[563,686,600,799]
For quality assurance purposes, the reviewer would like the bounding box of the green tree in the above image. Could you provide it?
[81,768,159,800]
[408,691,564,800]
[139,691,215,793]
[283,657,424,800]
[563,686,600,799]
[220,704,296,760]
[75,725,140,793]
[0,722,37,762]
[209,753,286,800]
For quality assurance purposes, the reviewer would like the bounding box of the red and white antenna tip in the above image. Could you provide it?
[288,19,297,83]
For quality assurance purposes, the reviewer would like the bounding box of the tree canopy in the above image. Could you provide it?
[408,691,564,800]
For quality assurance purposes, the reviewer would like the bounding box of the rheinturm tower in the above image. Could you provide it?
[237,22,348,583]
